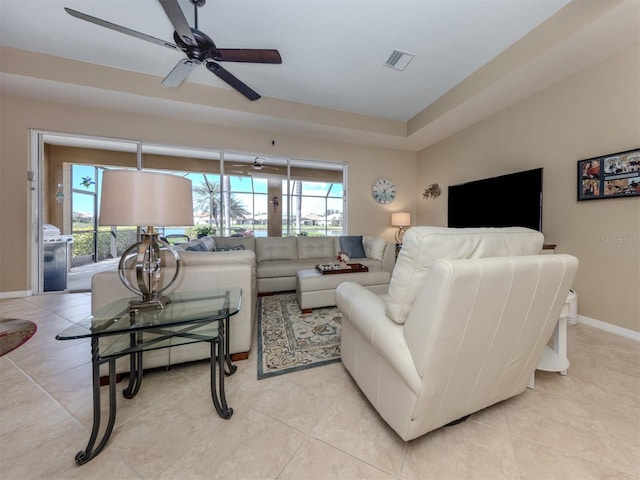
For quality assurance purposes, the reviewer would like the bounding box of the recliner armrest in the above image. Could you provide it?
[336,282,421,394]
[336,282,386,340]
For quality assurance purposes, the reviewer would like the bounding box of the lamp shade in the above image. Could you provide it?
[391,212,410,227]
[99,170,194,227]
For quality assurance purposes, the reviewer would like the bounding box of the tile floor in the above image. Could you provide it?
[66,259,118,292]
[0,292,638,479]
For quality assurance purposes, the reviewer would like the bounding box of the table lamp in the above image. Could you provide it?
[99,170,193,310]
[391,212,411,244]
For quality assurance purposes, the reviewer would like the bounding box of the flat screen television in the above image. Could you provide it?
[448,168,543,231]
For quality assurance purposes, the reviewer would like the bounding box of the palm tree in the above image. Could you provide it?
[192,178,251,234]
[192,180,220,230]
[228,196,250,220]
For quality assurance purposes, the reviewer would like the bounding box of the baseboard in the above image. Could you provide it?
[577,314,640,341]
[0,290,33,299]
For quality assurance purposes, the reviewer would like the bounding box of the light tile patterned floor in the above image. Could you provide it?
[1,293,638,479]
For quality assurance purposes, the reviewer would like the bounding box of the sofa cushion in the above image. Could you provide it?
[258,258,335,278]
[213,236,256,252]
[178,249,255,267]
[339,236,366,259]
[385,227,544,325]
[297,237,335,259]
[363,236,387,262]
[216,244,245,252]
[256,237,297,261]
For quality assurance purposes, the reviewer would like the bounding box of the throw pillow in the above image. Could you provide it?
[216,245,245,252]
[185,239,208,251]
[339,236,366,259]
[199,236,216,252]
[363,236,386,262]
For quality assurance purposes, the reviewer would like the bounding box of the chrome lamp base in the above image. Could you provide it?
[118,230,181,311]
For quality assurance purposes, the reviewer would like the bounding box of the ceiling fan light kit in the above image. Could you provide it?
[65,0,281,101]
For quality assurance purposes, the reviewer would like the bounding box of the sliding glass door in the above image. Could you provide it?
[38,134,346,292]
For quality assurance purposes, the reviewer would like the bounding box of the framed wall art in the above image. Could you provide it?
[577,148,640,201]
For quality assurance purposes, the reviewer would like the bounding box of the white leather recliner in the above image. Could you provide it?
[336,227,578,441]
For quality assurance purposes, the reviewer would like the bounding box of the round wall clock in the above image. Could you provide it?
[371,177,396,204]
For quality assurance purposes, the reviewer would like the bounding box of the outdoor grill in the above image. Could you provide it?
[42,224,73,292]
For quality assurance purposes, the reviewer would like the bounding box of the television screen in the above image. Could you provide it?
[448,168,543,231]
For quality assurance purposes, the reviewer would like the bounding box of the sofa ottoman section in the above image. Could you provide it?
[296,268,391,312]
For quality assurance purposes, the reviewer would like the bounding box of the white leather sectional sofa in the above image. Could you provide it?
[183,234,395,293]
[92,248,257,374]
[91,234,393,373]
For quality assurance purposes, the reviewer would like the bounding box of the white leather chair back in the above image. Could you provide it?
[401,254,578,438]
[385,227,544,324]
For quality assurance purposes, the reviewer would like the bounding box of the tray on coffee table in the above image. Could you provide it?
[315,263,369,274]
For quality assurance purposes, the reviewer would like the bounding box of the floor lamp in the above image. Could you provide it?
[99,170,193,310]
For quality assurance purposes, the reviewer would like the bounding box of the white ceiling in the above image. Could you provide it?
[1,0,638,151]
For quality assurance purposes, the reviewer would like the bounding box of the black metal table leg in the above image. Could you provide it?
[123,332,143,399]
[75,342,118,465]
[210,334,232,419]
[223,315,237,376]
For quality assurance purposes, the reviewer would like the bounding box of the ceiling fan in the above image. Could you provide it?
[64,0,282,101]
[227,157,281,174]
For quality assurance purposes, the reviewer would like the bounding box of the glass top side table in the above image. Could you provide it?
[56,288,242,465]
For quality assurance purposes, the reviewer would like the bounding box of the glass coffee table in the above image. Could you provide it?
[56,288,242,465]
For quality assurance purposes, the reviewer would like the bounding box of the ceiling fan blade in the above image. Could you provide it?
[162,59,198,87]
[206,62,261,101]
[158,0,197,47]
[213,49,282,64]
[64,8,177,50]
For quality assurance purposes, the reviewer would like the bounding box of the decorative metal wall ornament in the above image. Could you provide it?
[422,183,441,199]
[55,184,64,203]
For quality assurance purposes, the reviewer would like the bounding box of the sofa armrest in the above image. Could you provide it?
[381,241,396,273]
[92,251,257,356]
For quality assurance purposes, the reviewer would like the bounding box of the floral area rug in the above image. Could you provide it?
[0,318,37,357]
[257,293,342,379]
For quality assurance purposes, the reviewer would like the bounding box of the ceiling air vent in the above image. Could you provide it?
[384,49,415,71]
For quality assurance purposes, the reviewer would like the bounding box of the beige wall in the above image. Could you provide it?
[417,45,640,332]
[2,45,637,333]
[0,95,416,294]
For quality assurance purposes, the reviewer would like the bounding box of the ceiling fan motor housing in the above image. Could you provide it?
[173,28,216,63]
